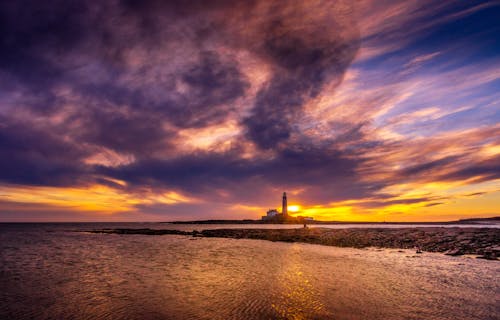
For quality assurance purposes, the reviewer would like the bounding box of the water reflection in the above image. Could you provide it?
[271,244,331,320]
[1,224,499,320]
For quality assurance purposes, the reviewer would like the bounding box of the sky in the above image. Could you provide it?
[0,0,499,222]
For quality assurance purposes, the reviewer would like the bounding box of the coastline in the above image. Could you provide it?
[166,217,499,225]
[89,227,500,260]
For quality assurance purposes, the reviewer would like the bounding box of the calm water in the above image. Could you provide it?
[1,223,499,320]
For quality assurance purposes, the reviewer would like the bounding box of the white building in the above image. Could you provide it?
[262,209,280,220]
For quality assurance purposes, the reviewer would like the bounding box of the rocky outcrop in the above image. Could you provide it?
[89,227,500,259]
[89,228,192,236]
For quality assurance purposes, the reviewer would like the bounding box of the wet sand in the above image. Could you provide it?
[90,227,499,259]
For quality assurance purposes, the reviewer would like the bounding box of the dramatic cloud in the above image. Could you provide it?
[0,115,91,186]
[0,0,498,221]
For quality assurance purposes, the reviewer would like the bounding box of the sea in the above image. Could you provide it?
[1,223,499,320]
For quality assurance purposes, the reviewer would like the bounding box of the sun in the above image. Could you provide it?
[287,205,300,212]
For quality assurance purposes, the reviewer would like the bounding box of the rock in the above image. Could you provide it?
[445,249,464,256]
[490,246,500,254]
[477,255,497,260]
[86,227,500,259]
[478,250,498,260]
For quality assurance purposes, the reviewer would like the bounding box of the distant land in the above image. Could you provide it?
[166,216,500,225]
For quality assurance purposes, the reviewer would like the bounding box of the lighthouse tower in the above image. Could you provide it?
[282,192,288,218]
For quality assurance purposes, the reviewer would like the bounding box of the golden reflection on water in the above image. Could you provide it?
[3,227,499,320]
[271,244,330,320]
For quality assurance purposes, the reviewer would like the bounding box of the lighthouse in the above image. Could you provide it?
[282,192,288,218]
[261,191,291,221]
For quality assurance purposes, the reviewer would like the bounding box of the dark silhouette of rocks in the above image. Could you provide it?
[89,228,192,236]
[88,227,499,259]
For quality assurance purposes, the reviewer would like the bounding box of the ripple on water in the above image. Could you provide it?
[1,224,499,320]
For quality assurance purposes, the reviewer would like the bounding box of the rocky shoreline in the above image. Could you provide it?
[89,227,500,260]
